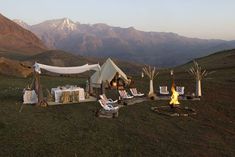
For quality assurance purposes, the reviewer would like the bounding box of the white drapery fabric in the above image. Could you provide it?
[34,62,100,74]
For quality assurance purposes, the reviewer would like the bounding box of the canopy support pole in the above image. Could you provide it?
[34,71,47,107]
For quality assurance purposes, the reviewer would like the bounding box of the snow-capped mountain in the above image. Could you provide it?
[33,18,78,32]
[58,18,77,31]
[15,18,79,48]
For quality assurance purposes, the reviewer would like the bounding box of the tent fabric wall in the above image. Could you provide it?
[90,58,128,87]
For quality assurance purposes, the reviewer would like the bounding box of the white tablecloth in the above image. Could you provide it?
[51,87,85,103]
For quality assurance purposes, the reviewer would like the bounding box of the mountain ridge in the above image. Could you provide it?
[13,18,235,67]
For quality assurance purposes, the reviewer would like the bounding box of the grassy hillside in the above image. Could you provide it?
[0,50,30,61]
[0,49,234,156]
[0,57,32,77]
[178,49,235,70]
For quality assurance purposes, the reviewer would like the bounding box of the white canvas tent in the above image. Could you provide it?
[90,58,129,88]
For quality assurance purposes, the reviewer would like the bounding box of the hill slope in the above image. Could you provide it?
[0,57,32,77]
[0,14,46,54]
[179,49,235,70]
[173,49,235,85]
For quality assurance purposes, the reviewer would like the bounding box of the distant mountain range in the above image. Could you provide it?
[0,14,141,77]
[14,18,235,67]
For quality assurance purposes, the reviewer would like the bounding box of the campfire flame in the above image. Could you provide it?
[169,84,180,107]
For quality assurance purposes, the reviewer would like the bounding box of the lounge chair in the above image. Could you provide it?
[159,86,169,95]
[130,88,144,97]
[100,94,118,104]
[118,90,134,99]
[98,99,119,111]
[176,86,185,95]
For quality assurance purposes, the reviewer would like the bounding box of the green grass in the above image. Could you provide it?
[0,49,234,156]
[0,69,235,157]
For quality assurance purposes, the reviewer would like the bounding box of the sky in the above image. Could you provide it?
[1,0,235,40]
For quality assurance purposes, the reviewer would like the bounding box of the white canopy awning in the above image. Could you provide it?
[34,62,100,74]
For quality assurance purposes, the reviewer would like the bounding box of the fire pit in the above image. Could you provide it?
[151,106,196,117]
[151,70,196,117]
